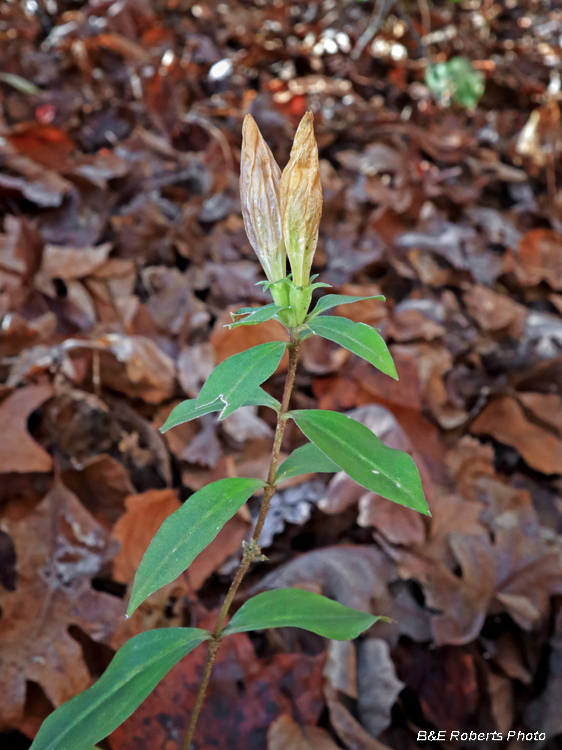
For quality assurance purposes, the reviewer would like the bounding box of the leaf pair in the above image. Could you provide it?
[31,590,384,750]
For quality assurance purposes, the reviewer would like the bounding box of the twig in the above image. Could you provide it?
[352,0,398,60]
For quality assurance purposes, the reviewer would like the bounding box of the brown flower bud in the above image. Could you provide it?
[240,114,286,283]
[280,112,322,287]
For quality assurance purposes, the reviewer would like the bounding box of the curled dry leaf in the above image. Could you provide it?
[0,385,53,474]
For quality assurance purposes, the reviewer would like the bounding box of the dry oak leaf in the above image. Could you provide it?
[0,385,53,473]
[426,507,562,644]
[268,714,341,750]
[471,396,562,475]
[97,334,176,403]
[0,478,124,731]
[506,229,562,290]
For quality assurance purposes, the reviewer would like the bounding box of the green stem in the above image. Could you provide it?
[182,334,301,750]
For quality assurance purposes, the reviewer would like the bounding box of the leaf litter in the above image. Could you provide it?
[1,0,562,747]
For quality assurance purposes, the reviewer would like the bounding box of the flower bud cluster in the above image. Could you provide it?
[240,112,323,311]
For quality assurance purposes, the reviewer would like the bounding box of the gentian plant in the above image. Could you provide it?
[30,112,429,750]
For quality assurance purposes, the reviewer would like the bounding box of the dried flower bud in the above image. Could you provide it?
[240,114,286,283]
[280,112,322,287]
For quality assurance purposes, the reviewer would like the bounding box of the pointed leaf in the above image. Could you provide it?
[128,477,265,615]
[306,316,397,379]
[223,589,384,640]
[292,410,429,515]
[30,628,211,750]
[160,388,280,433]
[275,442,340,483]
[307,293,385,319]
[229,304,286,328]
[197,341,287,419]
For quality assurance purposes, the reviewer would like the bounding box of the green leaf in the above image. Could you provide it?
[425,57,485,109]
[275,442,340,483]
[291,410,430,516]
[0,72,41,94]
[307,293,385,320]
[223,588,384,640]
[306,316,397,379]
[30,628,211,750]
[229,304,286,328]
[160,388,280,433]
[197,341,287,419]
[128,477,265,615]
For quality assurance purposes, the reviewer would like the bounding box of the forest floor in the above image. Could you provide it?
[1,0,562,748]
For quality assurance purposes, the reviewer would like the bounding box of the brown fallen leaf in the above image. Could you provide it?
[325,686,393,750]
[112,489,182,585]
[0,478,124,731]
[268,714,341,750]
[422,498,562,643]
[34,243,112,292]
[210,306,289,368]
[487,670,513,734]
[96,334,176,403]
[0,385,53,474]
[356,638,404,738]
[463,285,527,334]
[62,453,135,527]
[471,396,562,475]
[386,307,445,342]
[505,229,562,290]
[394,643,478,733]
[358,491,426,546]
[517,392,562,435]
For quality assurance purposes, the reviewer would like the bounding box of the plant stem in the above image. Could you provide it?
[182,334,301,750]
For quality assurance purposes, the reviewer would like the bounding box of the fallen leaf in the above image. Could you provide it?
[471,396,562,475]
[0,385,53,473]
[97,334,176,403]
[506,229,562,290]
[0,478,124,731]
[325,686,393,750]
[62,453,135,527]
[268,714,341,750]
[112,489,182,585]
[394,643,478,732]
[487,670,513,734]
[358,491,426,546]
[356,639,404,738]
[210,306,289,368]
[463,285,527,333]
